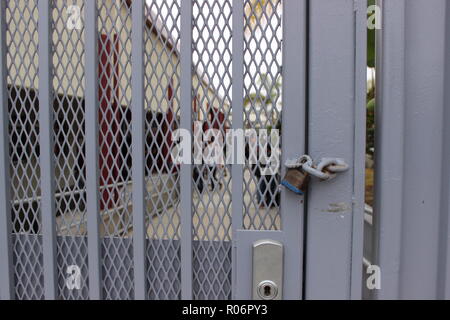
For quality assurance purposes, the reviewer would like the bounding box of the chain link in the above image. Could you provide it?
[285,155,349,181]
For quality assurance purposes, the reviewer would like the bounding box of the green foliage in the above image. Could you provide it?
[366,98,375,154]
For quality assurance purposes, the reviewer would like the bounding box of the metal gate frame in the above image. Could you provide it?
[234,0,307,300]
[304,0,367,299]
[0,0,367,300]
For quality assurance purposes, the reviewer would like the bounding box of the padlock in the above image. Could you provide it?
[281,167,310,195]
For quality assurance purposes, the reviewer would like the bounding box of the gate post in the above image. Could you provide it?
[441,2,450,299]
[373,0,449,299]
[0,0,14,300]
[305,0,367,299]
[372,0,406,299]
[281,0,308,299]
[351,0,369,299]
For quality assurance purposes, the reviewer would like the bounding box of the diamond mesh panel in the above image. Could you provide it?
[144,0,181,300]
[3,0,285,300]
[97,0,133,300]
[192,0,233,300]
[6,0,44,300]
[243,0,282,230]
[52,0,88,300]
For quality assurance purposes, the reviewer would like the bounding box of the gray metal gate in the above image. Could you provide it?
[0,0,367,300]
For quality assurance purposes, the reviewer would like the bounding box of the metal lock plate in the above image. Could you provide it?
[252,240,283,300]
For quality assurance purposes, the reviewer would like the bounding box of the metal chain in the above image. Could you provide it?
[285,155,349,181]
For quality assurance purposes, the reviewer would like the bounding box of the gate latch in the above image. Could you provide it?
[281,155,349,195]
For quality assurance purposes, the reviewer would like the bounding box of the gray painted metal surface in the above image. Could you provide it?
[351,0,368,299]
[440,1,450,299]
[180,0,193,300]
[372,0,406,300]
[373,0,450,299]
[0,0,368,300]
[278,0,307,299]
[231,0,244,299]
[305,0,366,299]
[131,0,146,300]
[85,0,102,300]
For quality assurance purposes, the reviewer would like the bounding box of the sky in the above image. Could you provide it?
[145,0,283,109]
[144,1,375,112]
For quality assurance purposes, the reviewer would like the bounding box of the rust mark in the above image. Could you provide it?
[322,202,351,214]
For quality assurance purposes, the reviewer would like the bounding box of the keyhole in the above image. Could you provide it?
[263,285,272,297]
[257,280,278,300]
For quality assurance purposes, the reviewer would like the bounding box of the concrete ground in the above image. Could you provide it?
[56,168,281,240]
[144,168,280,241]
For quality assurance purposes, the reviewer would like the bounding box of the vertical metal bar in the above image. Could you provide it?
[180,0,193,300]
[401,0,447,299]
[231,0,244,299]
[403,0,447,299]
[438,1,450,299]
[375,0,447,299]
[38,0,57,300]
[305,0,362,299]
[373,0,406,300]
[85,0,102,300]
[281,0,307,299]
[131,0,146,300]
[375,0,448,300]
[351,0,367,300]
[0,0,14,300]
